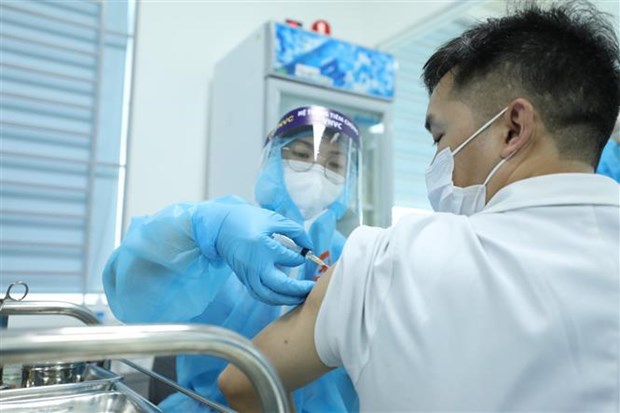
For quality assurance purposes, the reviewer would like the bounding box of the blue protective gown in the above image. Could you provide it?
[103,200,358,412]
[597,139,620,183]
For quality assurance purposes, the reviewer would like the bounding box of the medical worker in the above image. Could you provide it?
[219,2,620,411]
[103,106,361,412]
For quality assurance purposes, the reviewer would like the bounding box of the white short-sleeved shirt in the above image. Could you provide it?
[315,173,620,412]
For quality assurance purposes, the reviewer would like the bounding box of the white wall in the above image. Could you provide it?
[124,0,459,222]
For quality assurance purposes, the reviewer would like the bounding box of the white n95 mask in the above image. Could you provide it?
[284,161,344,220]
[425,107,511,216]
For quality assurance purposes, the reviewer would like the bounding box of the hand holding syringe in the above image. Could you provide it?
[271,233,329,269]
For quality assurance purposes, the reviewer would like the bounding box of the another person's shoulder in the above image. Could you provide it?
[390,211,473,252]
[336,224,393,278]
[346,224,390,249]
[347,211,470,249]
[383,212,485,290]
[338,212,474,283]
[393,211,469,231]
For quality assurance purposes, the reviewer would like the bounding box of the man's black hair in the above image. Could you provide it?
[422,0,620,166]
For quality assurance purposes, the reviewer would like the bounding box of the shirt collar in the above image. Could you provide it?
[481,173,620,214]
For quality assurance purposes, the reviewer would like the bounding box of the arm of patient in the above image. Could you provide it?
[218,267,336,412]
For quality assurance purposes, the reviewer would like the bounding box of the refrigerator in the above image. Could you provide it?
[208,21,395,227]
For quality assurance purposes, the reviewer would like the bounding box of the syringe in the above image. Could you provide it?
[271,233,329,269]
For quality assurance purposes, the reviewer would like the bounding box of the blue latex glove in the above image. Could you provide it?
[192,196,316,305]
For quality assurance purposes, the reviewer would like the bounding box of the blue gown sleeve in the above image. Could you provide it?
[102,201,234,323]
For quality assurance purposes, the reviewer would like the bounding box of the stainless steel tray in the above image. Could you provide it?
[0,364,119,399]
[0,383,161,413]
[0,364,162,413]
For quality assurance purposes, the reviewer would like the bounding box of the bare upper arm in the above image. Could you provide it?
[218,267,336,411]
[256,267,335,389]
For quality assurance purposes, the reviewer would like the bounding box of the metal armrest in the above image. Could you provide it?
[1,324,290,412]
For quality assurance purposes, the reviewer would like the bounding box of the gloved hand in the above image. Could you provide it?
[192,196,316,305]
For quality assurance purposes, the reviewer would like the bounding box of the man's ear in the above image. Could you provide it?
[501,98,535,158]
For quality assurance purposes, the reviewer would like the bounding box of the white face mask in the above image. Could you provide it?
[283,161,344,220]
[425,107,511,215]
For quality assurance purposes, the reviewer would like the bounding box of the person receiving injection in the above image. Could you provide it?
[103,106,362,412]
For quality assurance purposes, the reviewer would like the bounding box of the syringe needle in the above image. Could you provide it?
[272,233,329,269]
